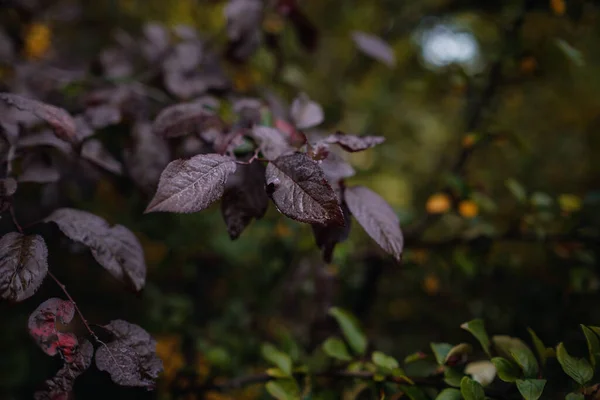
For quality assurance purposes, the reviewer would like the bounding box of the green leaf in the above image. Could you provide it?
[400,385,429,400]
[516,379,546,400]
[527,328,550,366]
[565,393,584,400]
[445,343,473,364]
[491,357,520,382]
[322,337,352,362]
[404,351,427,364]
[465,360,496,386]
[460,319,491,356]
[265,379,301,400]
[505,179,527,203]
[372,351,399,371]
[556,342,594,385]
[460,376,485,400]
[581,325,600,368]
[444,367,465,387]
[431,343,453,365]
[510,347,539,378]
[262,343,293,376]
[328,307,367,355]
[435,388,462,400]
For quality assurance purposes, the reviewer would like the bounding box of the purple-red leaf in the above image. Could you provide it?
[225,0,264,61]
[0,93,78,144]
[34,340,94,400]
[44,209,146,291]
[324,132,385,152]
[146,154,237,213]
[81,139,123,175]
[344,186,403,261]
[251,126,295,160]
[318,151,355,189]
[290,93,324,130]
[0,177,17,197]
[0,232,48,302]
[28,298,77,358]
[84,104,122,129]
[351,31,396,68]
[265,153,344,226]
[19,153,61,183]
[124,122,170,193]
[221,160,269,239]
[153,101,221,138]
[95,320,163,388]
[17,130,73,155]
[312,201,352,263]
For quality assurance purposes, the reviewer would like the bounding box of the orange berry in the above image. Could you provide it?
[462,134,477,148]
[520,56,538,75]
[550,0,566,16]
[426,193,451,214]
[423,273,440,295]
[459,200,479,218]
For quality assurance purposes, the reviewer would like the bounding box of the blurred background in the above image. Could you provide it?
[1,0,600,399]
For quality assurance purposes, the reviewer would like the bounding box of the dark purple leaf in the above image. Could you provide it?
[312,201,351,263]
[290,93,324,129]
[84,105,122,129]
[344,186,403,261]
[141,22,170,62]
[307,141,330,161]
[251,126,295,160]
[163,42,203,72]
[44,209,146,291]
[232,97,262,127]
[34,340,93,400]
[153,102,220,138]
[324,131,385,152]
[95,320,163,388]
[146,154,237,213]
[99,48,133,79]
[221,160,269,239]
[0,177,17,196]
[318,151,355,188]
[28,298,77,358]
[0,232,48,302]
[74,115,95,142]
[351,31,396,68]
[17,130,73,155]
[265,153,344,225]
[225,0,264,61]
[18,153,61,183]
[0,93,78,144]
[81,139,123,175]
[124,122,170,193]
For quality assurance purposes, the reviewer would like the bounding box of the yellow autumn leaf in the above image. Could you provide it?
[24,23,51,60]
[558,194,582,213]
[155,335,184,383]
[459,200,479,218]
[550,0,566,16]
[426,193,451,214]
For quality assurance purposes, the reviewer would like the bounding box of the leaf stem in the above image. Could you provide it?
[9,204,23,234]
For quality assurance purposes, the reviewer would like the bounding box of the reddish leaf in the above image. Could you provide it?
[124,122,170,193]
[95,320,163,388]
[351,31,396,67]
[28,298,77,357]
[344,186,403,261]
[81,139,123,175]
[34,340,94,400]
[290,93,324,130]
[44,209,146,291]
[324,131,385,152]
[0,232,48,302]
[221,160,269,239]
[0,93,78,144]
[146,154,237,213]
[251,126,295,160]
[312,201,352,263]
[153,102,221,138]
[265,153,344,226]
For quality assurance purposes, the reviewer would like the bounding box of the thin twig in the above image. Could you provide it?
[47,271,99,342]
[9,204,23,234]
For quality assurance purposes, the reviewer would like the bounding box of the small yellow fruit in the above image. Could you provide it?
[426,193,451,214]
[423,273,440,295]
[550,0,566,16]
[24,23,51,60]
[459,200,479,218]
[558,194,582,213]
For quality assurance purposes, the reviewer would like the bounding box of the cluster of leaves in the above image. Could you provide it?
[253,311,600,400]
[0,1,405,397]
